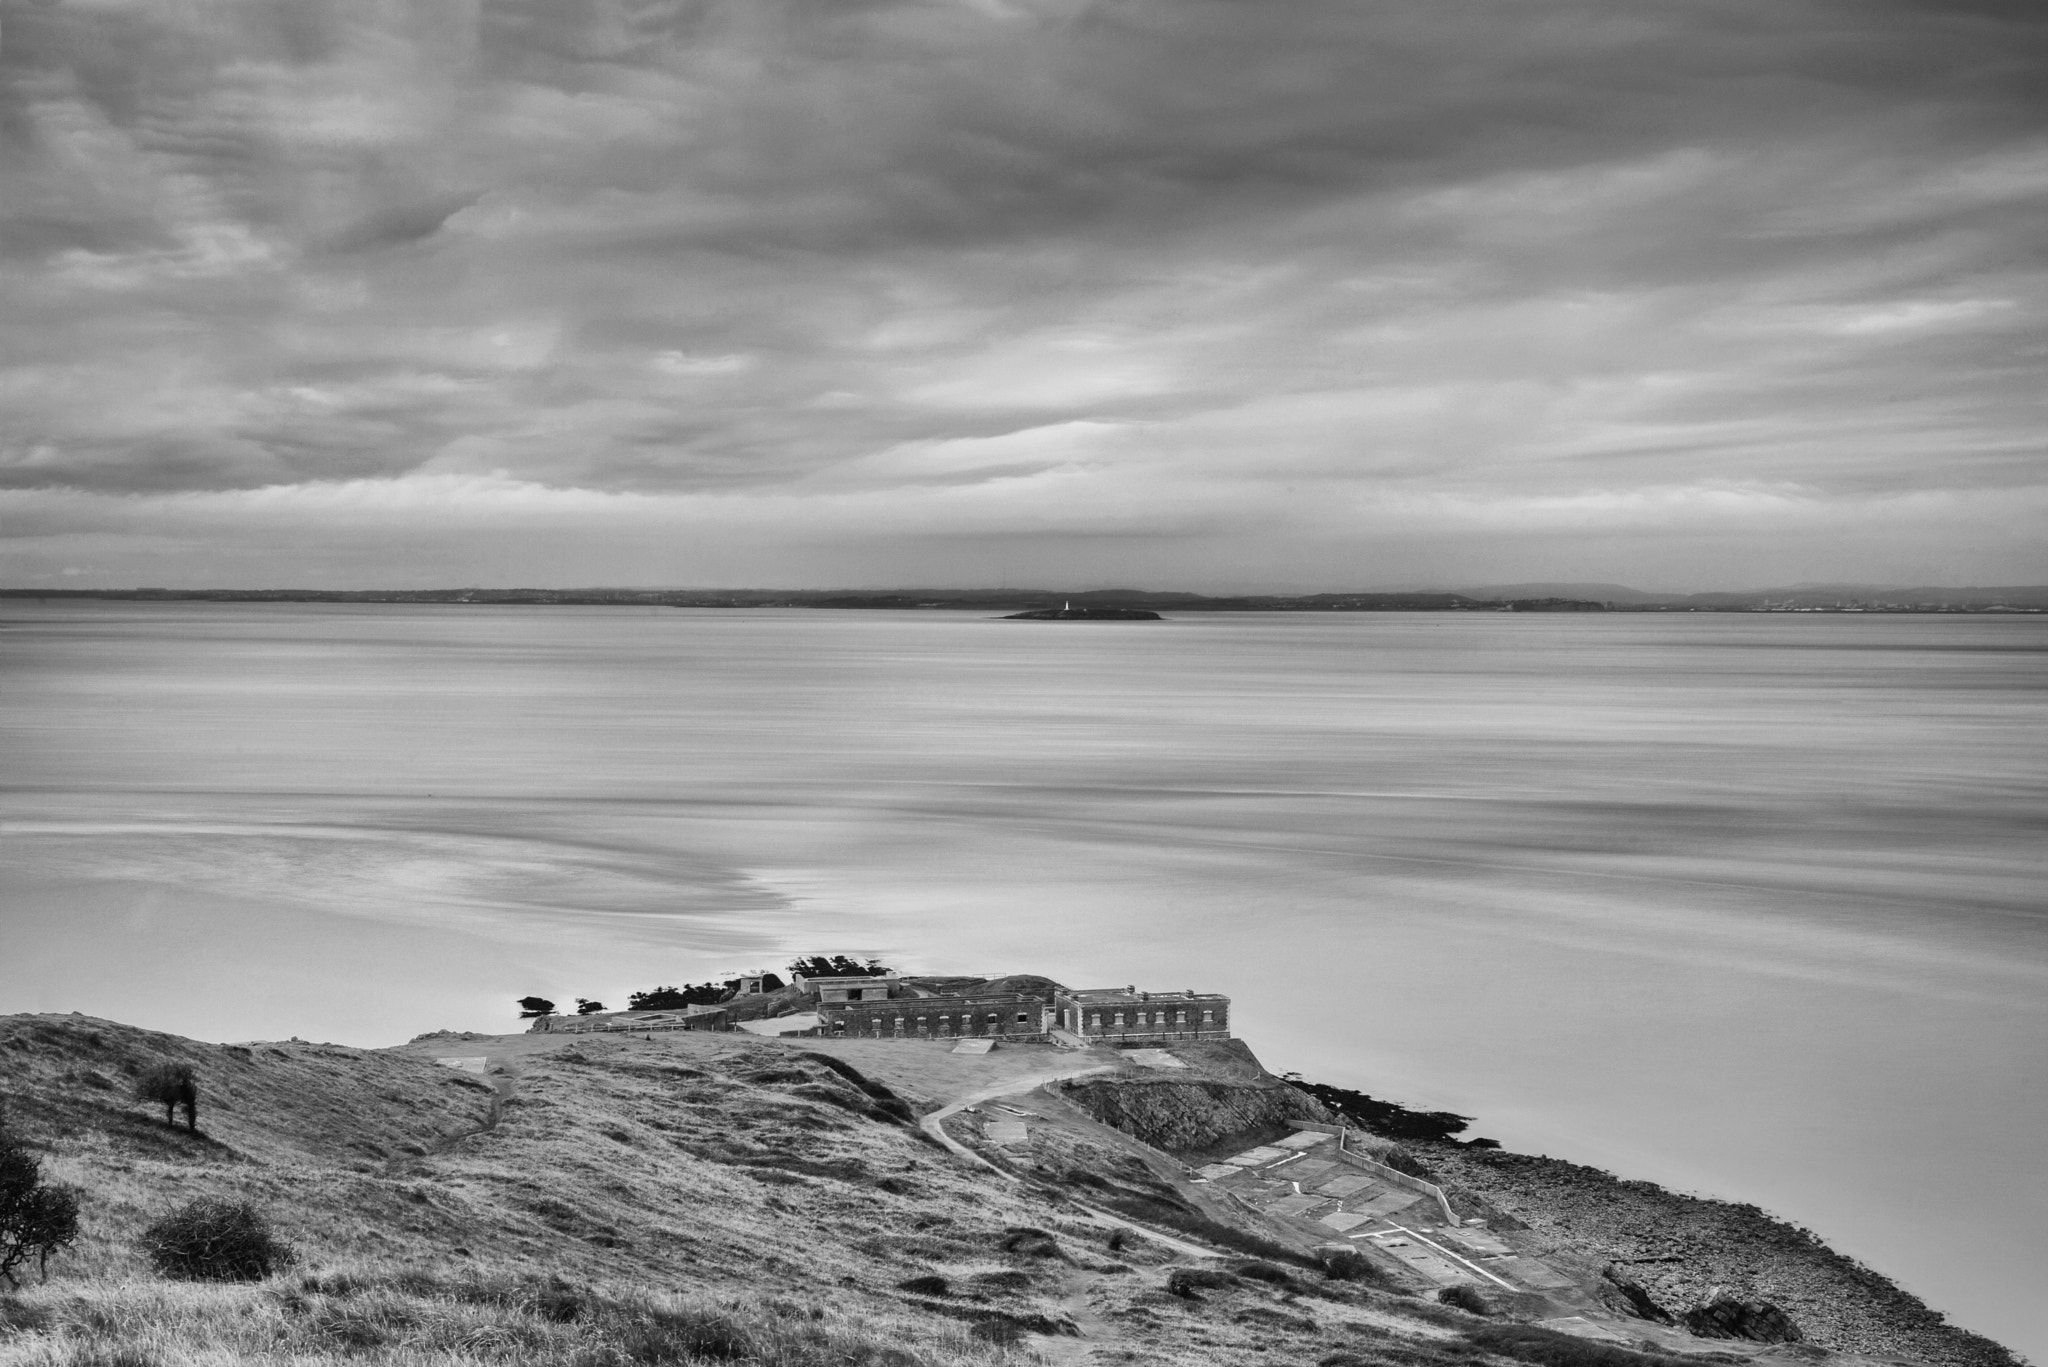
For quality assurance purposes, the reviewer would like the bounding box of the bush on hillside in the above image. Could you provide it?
[998,1227,1064,1259]
[1464,1322,1680,1367]
[617,1304,752,1362]
[0,1111,80,1289]
[140,1197,294,1281]
[131,1062,198,1132]
[1317,1247,1390,1286]
[1234,1261,1293,1285]
[1165,1267,1236,1299]
[1439,1283,1493,1315]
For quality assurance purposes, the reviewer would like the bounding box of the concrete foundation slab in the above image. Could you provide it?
[1319,1210,1373,1231]
[1195,1164,1239,1181]
[1273,1130,1334,1149]
[1494,1256,1575,1289]
[1314,1175,1375,1197]
[1355,1191,1422,1216]
[951,1039,995,1055]
[1227,1146,1291,1166]
[1264,1194,1327,1217]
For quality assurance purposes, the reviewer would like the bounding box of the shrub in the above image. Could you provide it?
[1234,1260,1293,1286]
[999,1227,1063,1259]
[1464,1322,1679,1367]
[617,1306,752,1363]
[895,1274,948,1296]
[0,1118,79,1289]
[1165,1266,1236,1299]
[140,1197,294,1281]
[1318,1247,1389,1285]
[1439,1283,1493,1315]
[130,1063,197,1132]
[968,1317,1025,1345]
[1106,1228,1128,1252]
[532,1275,590,1323]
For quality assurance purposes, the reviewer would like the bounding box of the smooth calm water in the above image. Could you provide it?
[2,603,2043,1355]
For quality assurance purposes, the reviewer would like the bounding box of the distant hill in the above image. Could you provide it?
[1457,583,1669,604]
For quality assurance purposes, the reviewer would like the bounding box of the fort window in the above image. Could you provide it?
[1089,1013,1101,1028]
[1113,1012,1124,1026]
[1201,1010,1213,1023]
[1176,1010,1187,1024]
[1015,1012,1029,1024]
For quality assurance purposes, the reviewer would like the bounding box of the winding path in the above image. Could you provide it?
[918,1063,1224,1262]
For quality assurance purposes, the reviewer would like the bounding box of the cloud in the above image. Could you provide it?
[0,0,2044,587]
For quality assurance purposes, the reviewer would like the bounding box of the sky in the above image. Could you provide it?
[1,0,2045,592]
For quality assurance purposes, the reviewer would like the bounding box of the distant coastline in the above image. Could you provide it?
[4,585,2043,613]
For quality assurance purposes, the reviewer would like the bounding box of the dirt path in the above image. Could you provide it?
[918,1066,1227,1265]
[917,1063,1115,1169]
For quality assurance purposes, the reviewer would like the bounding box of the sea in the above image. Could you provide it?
[1,602,2042,1356]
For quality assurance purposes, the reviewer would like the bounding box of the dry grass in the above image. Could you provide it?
[0,1015,1518,1367]
[0,1269,1029,1365]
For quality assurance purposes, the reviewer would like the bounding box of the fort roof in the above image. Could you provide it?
[1063,986,1227,1004]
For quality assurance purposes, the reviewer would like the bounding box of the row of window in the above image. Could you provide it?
[1086,1008,1216,1028]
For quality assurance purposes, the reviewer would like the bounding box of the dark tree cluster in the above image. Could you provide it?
[574,999,605,1016]
[516,997,556,1019]
[626,982,737,1011]
[0,1109,78,1289]
[787,955,891,979]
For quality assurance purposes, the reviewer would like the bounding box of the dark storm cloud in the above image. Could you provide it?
[1,0,2044,587]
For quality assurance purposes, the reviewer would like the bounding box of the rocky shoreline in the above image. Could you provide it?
[1415,1142,2022,1367]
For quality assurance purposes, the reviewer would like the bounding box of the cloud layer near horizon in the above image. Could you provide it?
[2,0,2045,589]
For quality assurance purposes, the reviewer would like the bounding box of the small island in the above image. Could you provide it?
[1002,604,1162,620]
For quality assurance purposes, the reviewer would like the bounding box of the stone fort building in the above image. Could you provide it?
[799,972,1230,1045]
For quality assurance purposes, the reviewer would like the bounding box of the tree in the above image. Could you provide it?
[516,996,556,1019]
[786,955,891,979]
[0,1111,79,1288]
[574,999,605,1015]
[132,1062,198,1132]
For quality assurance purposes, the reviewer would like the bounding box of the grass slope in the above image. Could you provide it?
[0,1015,1498,1367]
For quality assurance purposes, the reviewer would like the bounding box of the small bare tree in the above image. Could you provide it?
[133,1063,198,1133]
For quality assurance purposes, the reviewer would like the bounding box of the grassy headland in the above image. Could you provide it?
[0,1012,2021,1367]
